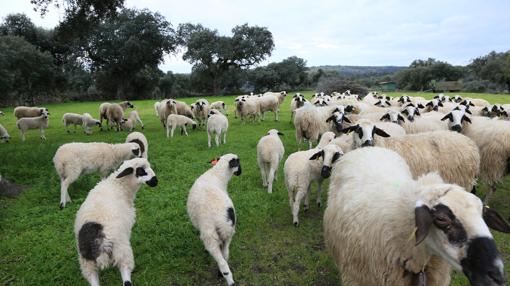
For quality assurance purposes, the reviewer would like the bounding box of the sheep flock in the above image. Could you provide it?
[2,90,510,286]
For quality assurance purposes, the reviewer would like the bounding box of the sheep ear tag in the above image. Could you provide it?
[210,159,219,166]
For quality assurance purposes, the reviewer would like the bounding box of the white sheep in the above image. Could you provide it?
[53,140,142,208]
[207,110,228,148]
[290,93,307,122]
[156,99,178,127]
[125,132,149,159]
[16,110,50,141]
[257,129,285,193]
[210,101,227,114]
[441,109,510,204]
[175,100,194,119]
[258,93,281,121]
[82,113,102,135]
[324,146,507,286]
[0,123,10,142]
[0,111,4,116]
[99,101,133,130]
[62,113,102,134]
[120,110,144,131]
[341,121,480,191]
[14,106,48,119]
[284,140,343,226]
[401,111,449,134]
[166,114,197,138]
[187,154,241,286]
[74,157,158,286]
[192,99,211,126]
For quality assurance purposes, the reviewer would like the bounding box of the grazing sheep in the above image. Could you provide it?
[0,123,10,142]
[14,106,48,119]
[341,122,480,191]
[75,158,158,286]
[175,100,194,119]
[53,141,142,208]
[99,102,133,130]
[166,114,197,138]
[207,110,229,148]
[120,110,144,131]
[441,110,510,204]
[125,132,149,159]
[63,113,85,133]
[157,99,178,127]
[211,101,227,114]
[82,113,102,135]
[16,110,50,141]
[187,154,241,286]
[324,147,508,286]
[106,104,126,131]
[257,129,285,193]
[284,141,342,226]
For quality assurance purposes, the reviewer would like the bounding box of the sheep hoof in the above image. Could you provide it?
[59,203,64,210]
[317,202,322,208]
[123,281,132,286]
[294,222,299,227]
[217,269,223,278]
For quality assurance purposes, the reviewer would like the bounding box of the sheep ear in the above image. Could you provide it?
[398,114,406,122]
[332,152,342,162]
[380,114,390,121]
[341,125,358,134]
[415,109,421,116]
[465,109,472,114]
[309,150,324,160]
[277,131,284,136]
[374,101,381,106]
[345,105,354,112]
[343,116,352,123]
[470,102,475,106]
[417,103,425,109]
[438,101,443,107]
[441,113,452,121]
[374,127,390,138]
[462,115,472,124]
[326,115,335,123]
[116,167,134,178]
[415,204,433,245]
[401,109,408,115]
[426,102,432,107]
[483,207,510,233]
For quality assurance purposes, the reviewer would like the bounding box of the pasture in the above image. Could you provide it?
[0,91,509,285]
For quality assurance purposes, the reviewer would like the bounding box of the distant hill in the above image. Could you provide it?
[308,65,406,76]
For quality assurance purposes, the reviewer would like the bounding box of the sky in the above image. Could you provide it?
[1,0,509,73]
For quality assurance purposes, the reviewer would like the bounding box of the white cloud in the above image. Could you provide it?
[1,0,509,72]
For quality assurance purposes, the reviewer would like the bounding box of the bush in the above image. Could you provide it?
[316,76,368,95]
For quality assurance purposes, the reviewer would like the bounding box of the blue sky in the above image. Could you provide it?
[1,0,509,73]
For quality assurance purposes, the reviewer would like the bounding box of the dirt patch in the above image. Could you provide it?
[0,175,27,198]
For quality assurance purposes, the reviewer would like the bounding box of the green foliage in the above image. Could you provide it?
[316,74,368,95]
[249,56,308,92]
[396,58,464,91]
[0,92,509,286]
[469,51,510,92]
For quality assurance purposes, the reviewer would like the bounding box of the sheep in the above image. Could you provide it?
[450,95,463,103]
[341,122,480,191]
[125,131,148,159]
[62,113,102,134]
[98,102,111,129]
[434,93,449,102]
[120,110,144,131]
[74,157,157,286]
[82,113,102,135]
[210,101,227,114]
[175,100,194,119]
[257,129,285,193]
[441,109,510,204]
[166,114,197,138]
[324,146,508,286]
[466,97,490,107]
[16,110,50,142]
[192,99,211,126]
[0,111,4,116]
[481,105,504,118]
[187,153,241,286]
[284,140,343,226]
[290,93,307,122]
[236,97,261,123]
[207,110,229,148]
[423,99,444,112]
[379,110,406,125]
[106,103,132,132]
[400,111,449,134]
[258,93,281,121]
[401,103,422,121]
[263,91,287,104]
[157,99,178,127]
[99,101,133,130]
[13,106,49,119]
[53,140,142,208]
[153,101,160,116]
[0,123,10,142]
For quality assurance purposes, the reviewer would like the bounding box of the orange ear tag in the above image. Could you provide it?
[211,159,219,166]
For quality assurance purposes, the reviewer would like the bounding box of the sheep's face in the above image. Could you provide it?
[415,187,508,286]
[40,109,49,118]
[326,111,351,132]
[166,100,176,108]
[398,96,411,105]
[374,100,391,107]
[267,129,283,136]
[426,99,443,112]
[451,96,463,103]
[380,111,405,125]
[441,110,471,132]
[341,123,390,147]
[220,154,241,176]
[116,158,157,187]
[309,144,343,178]
[461,99,475,107]
[0,111,4,116]
[401,104,420,121]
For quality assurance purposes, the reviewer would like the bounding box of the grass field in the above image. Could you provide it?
[0,91,509,285]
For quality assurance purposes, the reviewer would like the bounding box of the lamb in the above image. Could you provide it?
[0,123,10,142]
[120,110,144,131]
[257,129,285,193]
[341,122,480,191]
[210,101,227,114]
[324,146,508,286]
[236,97,261,123]
[258,93,281,121]
[16,110,50,141]
[263,91,287,104]
[125,132,149,159]
[106,103,128,131]
[175,100,194,119]
[207,110,228,148]
[62,113,102,134]
[157,99,178,127]
[82,113,102,135]
[166,114,197,138]
[98,102,111,129]
[187,154,241,286]
[74,157,157,286]
[284,138,342,226]
[53,140,142,208]
[14,106,48,119]
[441,109,510,204]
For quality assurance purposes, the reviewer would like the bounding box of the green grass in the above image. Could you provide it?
[0,91,509,285]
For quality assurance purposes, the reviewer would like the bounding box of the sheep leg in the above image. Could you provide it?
[223,131,227,144]
[221,236,232,261]
[183,126,188,136]
[60,175,76,208]
[287,186,295,208]
[79,259,100,286]
[292,186,307,226]
[215,133,220,147]
[65,123,70,133]
[316,180,324,207]
[275,110,279,121]
[484,184,497,205]
[207,131,212,148]
[166,125,170,138]
[114,245,134,286]
[20,130,25,142]
[257,158,267,187]
[267,165,275,194]
[304,185,311,211]
[171,126,177,138]
[40,128,46,140]
[202,234,235,286]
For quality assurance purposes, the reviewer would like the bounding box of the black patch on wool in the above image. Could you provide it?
[78,222,105,261]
